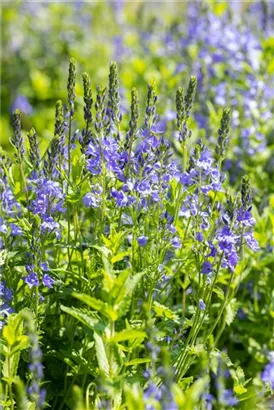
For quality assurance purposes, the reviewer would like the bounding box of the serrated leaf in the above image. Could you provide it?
[189,344,205,356]
[94,331,109,377]
[10,336,29,356]
[0,250,7,266]
[110,269,130,301]
[60,305,100,331]
[178,376,194,390]
[225,298,239,326]
[111,251,130,264]
[2,313,24,346]
[115,271,145,318]
[72,293,118,321]
[234,385,247,395]
[108,329,147,343]
[2,351,21,380]
[153,301,179,322]
[0,342,8,356]
[92,245,112,273]
[212,286,224,300]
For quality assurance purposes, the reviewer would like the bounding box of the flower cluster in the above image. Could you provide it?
[0,281,14,330]
[0,57,262,409]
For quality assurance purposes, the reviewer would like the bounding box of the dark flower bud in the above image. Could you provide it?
[11,109,24,161]
[67,58,76,116]
[125,88,139,150]
[54,100,64,136]
[176,87,184,131]
[176,76,196,144]
[241,175,251,210]
[108,61,121,133]
[82,72,93,124]
[94,86,107,135]
[145,82,157,131]
[184,76,197,120]
[216,107,231,162]
[43,135,60,179]
[27,128,40,170]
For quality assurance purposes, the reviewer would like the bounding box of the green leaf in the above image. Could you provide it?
[111,251,131,264]
[108,329,147,343]
[10,336,29,356]
[212,286,224,300]
[183,377,209,410]
[0,250,7,266]
[225,298,239,326]
[60,305,100,331]
[2,352,21,380]
[234,385,247,395]
[0,341,8,356]
[94,331,109,377]
[178,376,194,391]
[125,384,145,410]
[71,293,118,321]
[125,358,151,367]
[110,269,130,301]
[115,271,145,318]
[92,245,112,273]
[2,313,24,346]
[153,301,179,322]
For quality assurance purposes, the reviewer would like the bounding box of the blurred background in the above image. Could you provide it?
[1,0,273,168]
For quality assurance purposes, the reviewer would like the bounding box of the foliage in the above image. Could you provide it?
[1,1,274,409]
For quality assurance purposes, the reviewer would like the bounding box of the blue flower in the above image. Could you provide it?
[0,184,21,216]
[206,241,217,257]
[24,272,39,288]
[30,178,65,217]
[137,236,148,247]
[151,121,166,135]
[136,180,152,196]
[0,220,7,234]
[9,223,23,236]
[201,261,213,274]
[42,274,54,289]
[261,360,274,389]
[11,95,33,115]
[227,251,238,269]
[83,185,103,208]
[0,282,13,303]
[244,232,259,252]
[196,149,214,172]
[40,262,49,271]
[111,189,129,207]
[196,232,204,242]
[172,236,181,249]
[41,217,60,239]
[199,299,206,311]
[237,209,255,227]
[217,226,236,253]
[222,389,238,406]
[0,281,14,328]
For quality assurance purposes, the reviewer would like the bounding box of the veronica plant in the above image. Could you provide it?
[0,60,265,410]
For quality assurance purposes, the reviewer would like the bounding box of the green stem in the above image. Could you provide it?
[66,116,73,280]
[7,353,14,410]
[175,252,224,381]
[204,271,235,344]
